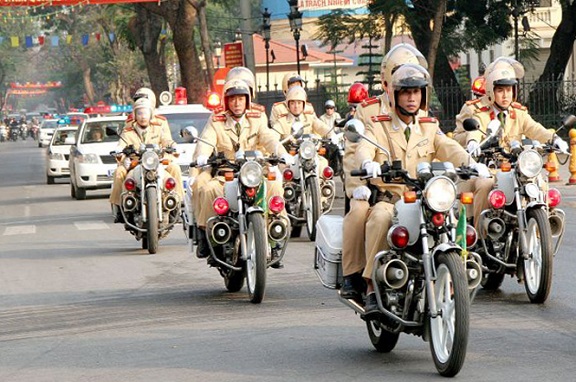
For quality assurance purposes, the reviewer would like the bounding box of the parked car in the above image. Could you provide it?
[46,125,78,184]
[38,118,60,148]
[68,116,126,200]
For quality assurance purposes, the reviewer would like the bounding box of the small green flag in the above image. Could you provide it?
[455,204,468,260]
[255,181,267,212]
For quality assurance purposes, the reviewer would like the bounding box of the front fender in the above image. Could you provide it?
[246,206,265,215]
[431,242,462,259]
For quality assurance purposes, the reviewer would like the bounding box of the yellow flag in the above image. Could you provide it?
[10,36,19,47]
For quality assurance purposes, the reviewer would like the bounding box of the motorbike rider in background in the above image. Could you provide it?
[270,72,316,126]
[109,97,183,223]
[319,100,341,129]
[340,44,427,300]
[190,79,293,258]
[354,63,490,312]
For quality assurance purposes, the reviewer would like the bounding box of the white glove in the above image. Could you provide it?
[196,155,208,167]
[352,186,371,201]
[362,160,382,178]
[188,177,196,187]
[471,162,490,178]
[467,140,481,156]
[281,153,295,166]
[330,132,343,145]
[554,137,569,153]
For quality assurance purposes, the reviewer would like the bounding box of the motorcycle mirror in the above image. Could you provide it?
[291,121,304,139]
[343,118,365,143]
[557,114,576,135]
[487,119,501,137]
[462,118,480,132]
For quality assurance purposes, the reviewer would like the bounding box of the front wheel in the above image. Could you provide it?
[146,187,159,254]
[245,213,267,303]
[523,208,553,303]
[429,251,470,377]
[366,320,400,353]
[304,176,321,241]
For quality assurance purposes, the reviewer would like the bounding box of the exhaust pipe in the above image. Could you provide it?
[549,214,564,238]
[284,185,297,202]
[481,217,506,240]
[163,195,178,211]
[211,221,232,244]
[122,195,138,212]
[466,259,482,290]
[376,259,409,289]
[268,220,288,242]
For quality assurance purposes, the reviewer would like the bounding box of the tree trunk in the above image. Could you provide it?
[190,0,215,89]
[131,5,169,106]
[82,65,96,105]
[427,0,447,80]
[527,0,576,118]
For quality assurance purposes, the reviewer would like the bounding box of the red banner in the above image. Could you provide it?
[0,0,156,5]
[10,81,62,89]
[7,89,47,95]
[224,42,244,68]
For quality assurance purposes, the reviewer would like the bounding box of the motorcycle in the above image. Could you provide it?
[0,125,6,142]
[320,120,346,181]
[282,122,336,240]
[9,126,19,141]
[183,143,290,304]
[462,115,575,303]
[19,122,28,140]
[116,144,181,254]
[314,119,479,377]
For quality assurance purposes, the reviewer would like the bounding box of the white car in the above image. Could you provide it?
[46,126,78,184]
[38,118,60,148]
[68,116,126,200]
[156,104,212,185]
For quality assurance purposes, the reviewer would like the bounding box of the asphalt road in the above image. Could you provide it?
[1,139,575,381]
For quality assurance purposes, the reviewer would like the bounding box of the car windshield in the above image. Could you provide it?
[52,129,76,146]
[161,112,211,144]
[81,121,122,143]
[41,121,58,129]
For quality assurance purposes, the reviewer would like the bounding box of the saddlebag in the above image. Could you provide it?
[314,214,343,289]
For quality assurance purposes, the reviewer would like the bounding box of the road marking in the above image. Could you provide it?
[3,225,36,235]
[74,221,110,230]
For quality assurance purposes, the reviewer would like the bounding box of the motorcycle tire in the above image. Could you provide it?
[366,319,399,353]
[305,176,321,241]
[245,213,267,303]
[224,246,245,293]
[429,251,469,377]
[146,187,159,254]
[523,208,553,303]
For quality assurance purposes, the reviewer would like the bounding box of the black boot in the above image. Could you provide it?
[196,228,210,259]
[114,206,125,224]
[340,272,365,302]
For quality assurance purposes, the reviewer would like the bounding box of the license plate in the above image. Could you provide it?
[107,169,115,177]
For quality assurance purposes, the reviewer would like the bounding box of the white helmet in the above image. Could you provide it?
[225,67,256,99]
[282,72,304,96]
[325,100,336,110]
[134,87,157,109]
[286,86,307,104]
[485,61,523,104]
[388,63,430,114]
[381,44,428,91]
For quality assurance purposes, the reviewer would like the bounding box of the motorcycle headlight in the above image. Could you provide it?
[240,161,263,188]
[517,149,543,178]
[142,151,159,171]
[299,141,316,160]
[424,176,457,212]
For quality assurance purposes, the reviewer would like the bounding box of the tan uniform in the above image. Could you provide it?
[109,117,183,205]
[270,101,315,126]
[355,114,480,280]
[319,112,342,129]
[452,96,492,146]
[454,101,554,149]
[192,110,287,227]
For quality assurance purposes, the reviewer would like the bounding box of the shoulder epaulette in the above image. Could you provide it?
[251,103,265,112]
[246,111,261,118]
[418,117,438,123]
[154,114,167,120]
[278,113,289,119]
[303,109,315,115]
[273,101,285,107]
[511,102,527,111]
[474,106,491,113]
[212,114,227,122]
[371,114,392,122]
[211,105,224,114]
[125,115,134,123]
[124,127,134,132]
[150,120,162,126]
[361,96,380,107]
[465,98,481,106]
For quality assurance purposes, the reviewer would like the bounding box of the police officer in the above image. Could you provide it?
[354,63,489,312]
[340,44,429,301]
[270,73,316,126]
[319,100,341,129]
[191,79,293,258]
[109,97,183,222]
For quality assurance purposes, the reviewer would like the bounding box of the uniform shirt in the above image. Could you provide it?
[319,111,342,129]
[454,100,554,150]
[355,113,472,198]
[124,113,172,142]
[193,110,287,161]
[117,119,175,150]
[271,108,331,140]
[270,101,315,126]
[453,96,492,146]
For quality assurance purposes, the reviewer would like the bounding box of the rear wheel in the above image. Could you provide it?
[146,187,159,254]
[523,208,553,303]
[245,213,267,303]
[481,272,505,290]
[366,320,400,353]
[429,251,470,377]
[304,176,321,241]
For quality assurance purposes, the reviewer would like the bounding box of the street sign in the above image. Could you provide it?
[224,42,244,68]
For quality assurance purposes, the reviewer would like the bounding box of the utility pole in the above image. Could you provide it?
[240,0,255,74]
